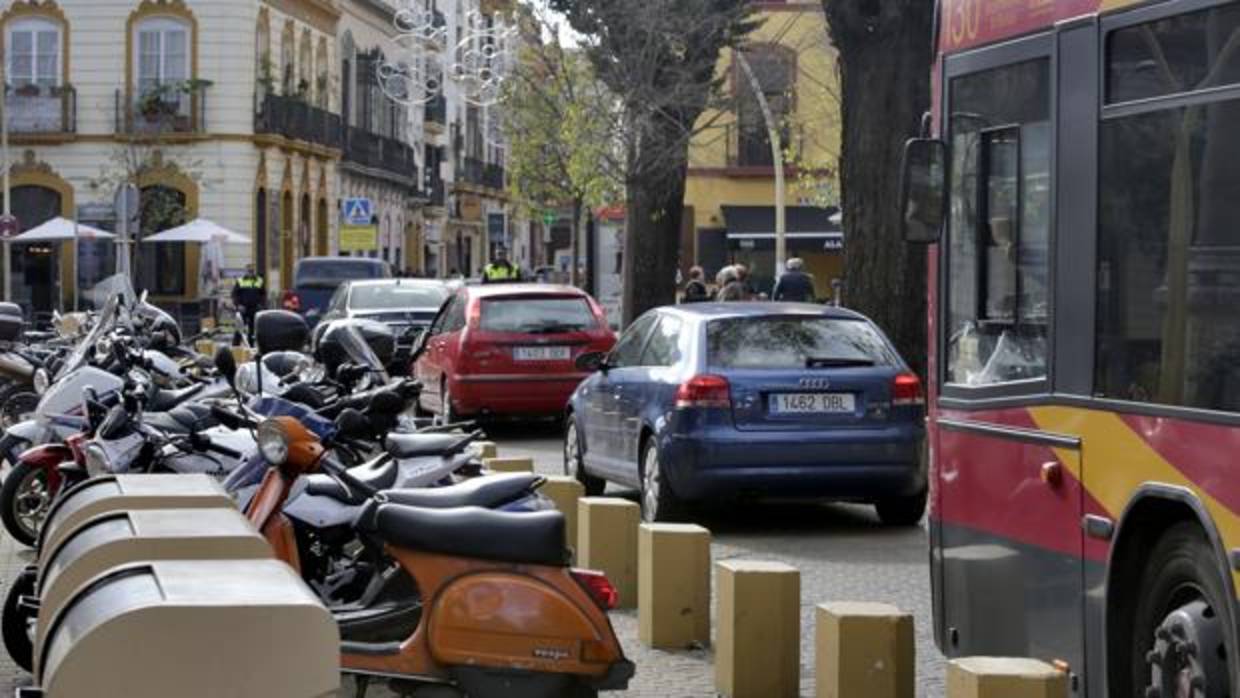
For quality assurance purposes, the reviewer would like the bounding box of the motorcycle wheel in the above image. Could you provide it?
[0,461,53,546]
[0,392,39,431]
[2,566,35,671]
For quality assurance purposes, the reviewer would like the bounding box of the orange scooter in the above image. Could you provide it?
[243,411,634,698]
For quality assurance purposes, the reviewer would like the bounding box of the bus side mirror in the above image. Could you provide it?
[900,138,947,244]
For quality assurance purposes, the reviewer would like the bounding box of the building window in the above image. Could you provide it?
[135,17,189,95]
[734,45,794,167]
[316,37,328,109]
[945,58,1051,387]
[281,21,295,94]
[1096,8,1240,411]
[7,17,61,89]
[298,28,312,98]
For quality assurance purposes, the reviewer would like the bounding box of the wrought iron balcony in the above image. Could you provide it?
[483,162,505,191]
[425,176,446,207]
[724,122,802,168]
[254,93,343,149]
[344,126,417,182]
[6,84,75,135]
[459,156,504,191]
[116,83,208,136]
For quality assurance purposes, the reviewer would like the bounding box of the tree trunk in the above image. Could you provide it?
[570,198,583,287]
[622,164,685,325]
[824,0,933,376]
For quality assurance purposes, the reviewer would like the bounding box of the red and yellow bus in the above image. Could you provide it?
[901,0,1240,694]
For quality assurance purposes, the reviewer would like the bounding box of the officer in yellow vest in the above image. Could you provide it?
[482,247,521,283]
[231,264,266,342]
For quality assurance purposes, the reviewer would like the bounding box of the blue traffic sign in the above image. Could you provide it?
[342,198,373,226]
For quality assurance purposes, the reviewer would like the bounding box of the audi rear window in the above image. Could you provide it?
[707,316,899,370]
[296,261,389,288]
[350,285,448,310]
[479,297,598,333]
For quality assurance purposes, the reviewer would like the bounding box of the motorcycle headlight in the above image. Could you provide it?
[32,368,49,396]
[85,442,110,477]
[257,419,289,466]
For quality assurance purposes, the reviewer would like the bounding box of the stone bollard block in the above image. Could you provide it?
[577,497,640,608]
[484,456,534,473]
[475,441,499,459]
[230,346,255,364]
[815,602,914,698]
[639,523,711,649]
[540,476,585,553]
[195,340,217,357]
[716,560,800,698]
[947,658,1068,698]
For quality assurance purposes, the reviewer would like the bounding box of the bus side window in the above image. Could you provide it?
[946,58,1052,387]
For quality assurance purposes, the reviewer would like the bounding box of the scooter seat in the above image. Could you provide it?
[304,457,399,504]
[365,505,567,567]
[384,433,465,459]
[381,473,542,510]
[148,383,206,412]
[144,404,217,435]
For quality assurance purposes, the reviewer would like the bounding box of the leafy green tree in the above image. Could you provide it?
[549,0,757,323]
[503,16,621,289]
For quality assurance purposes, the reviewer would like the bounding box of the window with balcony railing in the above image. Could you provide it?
[254,92,342,149]
[734,44,796,167]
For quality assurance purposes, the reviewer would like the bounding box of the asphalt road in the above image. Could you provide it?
[484,421,947,698]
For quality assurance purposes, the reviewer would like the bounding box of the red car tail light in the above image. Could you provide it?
[892,373,924,406]
[281,291,301,312]
[571,568,619,610]
[675,374,731,409]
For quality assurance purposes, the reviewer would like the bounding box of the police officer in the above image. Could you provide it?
[482,247,521,284]
[231,264,266,342]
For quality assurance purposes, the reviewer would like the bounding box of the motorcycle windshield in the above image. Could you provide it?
[250,396,337,440]
[57,291,121,378]
[329,322,389,384]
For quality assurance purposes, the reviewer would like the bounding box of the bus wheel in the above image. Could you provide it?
[1132,522,1232,698]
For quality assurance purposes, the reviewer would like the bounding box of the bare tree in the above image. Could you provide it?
[549,0,757,323]
[824,1,933,374]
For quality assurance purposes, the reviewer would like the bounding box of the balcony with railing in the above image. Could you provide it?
[116,82,208,136]
[425,175,446,208]
[344,126,417,183]
[254,92,343,150]
[459,156,504,192]
[6,84,75,136]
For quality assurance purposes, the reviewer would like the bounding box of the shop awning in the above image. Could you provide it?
[721,206,843,247]
[143,219,250,245]
[11,217,113,243]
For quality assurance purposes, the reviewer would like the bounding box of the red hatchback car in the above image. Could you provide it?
[413,284,616,421]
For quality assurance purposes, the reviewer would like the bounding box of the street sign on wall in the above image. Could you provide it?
[340,225,378,252]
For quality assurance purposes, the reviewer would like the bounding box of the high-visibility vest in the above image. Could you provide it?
[484,263,518,282]
[237,276,264,290]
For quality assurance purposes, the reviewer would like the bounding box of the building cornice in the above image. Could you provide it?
[263,0,340,35]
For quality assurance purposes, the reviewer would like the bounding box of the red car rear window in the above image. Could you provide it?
[479,297,598,333]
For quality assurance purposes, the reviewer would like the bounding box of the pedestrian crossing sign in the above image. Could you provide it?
[342,198,373,226]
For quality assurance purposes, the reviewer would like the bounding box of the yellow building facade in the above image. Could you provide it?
[683,1,841,298]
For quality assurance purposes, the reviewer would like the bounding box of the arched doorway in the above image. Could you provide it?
[139,185,189,296]
[315,197,328,256]
[280,189,294,290]
[6,185,62,316]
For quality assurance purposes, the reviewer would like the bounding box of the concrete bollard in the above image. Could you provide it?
[815,602,914,698]
[475,441,499,459]
[539,476,585,553]
[946,657,1068,698]
[577,497,640,609]
[195,340,217,357]
[230,346,255,364]
[484,456,534,473]
[715,560,800,698]
[639,523,711,649]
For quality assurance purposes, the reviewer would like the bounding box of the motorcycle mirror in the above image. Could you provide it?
[335,408,370,438]
[99,404,128,439]
[214,346,238,388]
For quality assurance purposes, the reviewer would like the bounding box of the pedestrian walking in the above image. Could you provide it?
[681,266,710,303]
[772,257,816,302]
[482,247,521,283]
[716,265,749,302]
[231,264,266,343]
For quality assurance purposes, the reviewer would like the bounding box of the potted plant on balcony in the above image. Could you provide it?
[14,83,40,98]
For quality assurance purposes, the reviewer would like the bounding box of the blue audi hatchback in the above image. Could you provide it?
[563,303,927,525]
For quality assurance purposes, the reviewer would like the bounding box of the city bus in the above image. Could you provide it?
[900,0,1240,695]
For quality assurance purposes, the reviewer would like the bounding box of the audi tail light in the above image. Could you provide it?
[674,374,732,409]
[892,373,924,407]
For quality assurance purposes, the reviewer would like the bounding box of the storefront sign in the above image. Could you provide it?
[340,225,378,252]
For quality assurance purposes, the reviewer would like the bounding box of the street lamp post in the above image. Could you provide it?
[734,51,787,281]
[2,83,11,303]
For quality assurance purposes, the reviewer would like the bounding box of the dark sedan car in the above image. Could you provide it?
[564,303,927,525]
[317,278,450,368]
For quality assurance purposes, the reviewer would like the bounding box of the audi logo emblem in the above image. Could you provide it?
[799,378,831,389]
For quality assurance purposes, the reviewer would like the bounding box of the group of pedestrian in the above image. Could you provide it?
[681,258,818,304]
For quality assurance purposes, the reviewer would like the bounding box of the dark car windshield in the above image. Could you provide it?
[707,316,899,369]
[479,297,598,333]
[295,260,388,288]
[350,284,448,310]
